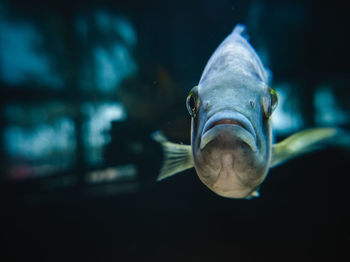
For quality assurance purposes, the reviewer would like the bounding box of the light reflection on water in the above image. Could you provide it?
[314,85,349,126]
[82,102,127,166]
[0,6,138,178]
[3,115,76,179]
[94,43,137,93]
[78,9,138,93]
[0,19,62,87]
[3,102,127,178]
[272,81,349,138]
[4,119,75,159]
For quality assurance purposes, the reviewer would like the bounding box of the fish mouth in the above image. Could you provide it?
[200,110,257,151]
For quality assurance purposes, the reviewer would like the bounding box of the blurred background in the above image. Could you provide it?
[0,0,349,261]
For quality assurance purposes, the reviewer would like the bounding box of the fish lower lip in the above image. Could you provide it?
[201,111,257,151]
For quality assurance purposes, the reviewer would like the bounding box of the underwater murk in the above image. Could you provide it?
[0,0,349,262]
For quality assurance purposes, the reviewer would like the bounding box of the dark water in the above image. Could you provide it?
[0,0,349,261]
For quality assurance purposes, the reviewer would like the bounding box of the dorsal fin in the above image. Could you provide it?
[152,132,194,181]
[232,24,249,40]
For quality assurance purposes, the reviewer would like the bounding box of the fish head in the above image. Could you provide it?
[186,25,278,199]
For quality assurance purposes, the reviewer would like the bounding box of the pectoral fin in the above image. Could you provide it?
[246,190,260,200]
[152,132,194,181]
[271,128,341,167]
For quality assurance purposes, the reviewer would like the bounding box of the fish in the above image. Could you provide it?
[153,24,348,199]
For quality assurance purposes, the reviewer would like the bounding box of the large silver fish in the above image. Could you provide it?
[154,24,345,199]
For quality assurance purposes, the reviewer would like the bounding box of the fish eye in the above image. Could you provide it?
[262,87,278,118]
[270,88,278,112]
[186,86,199,117]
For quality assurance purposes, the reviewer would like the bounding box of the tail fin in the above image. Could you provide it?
[152,132,194,181]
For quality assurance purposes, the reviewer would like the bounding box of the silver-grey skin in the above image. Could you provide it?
[188,25,276,198]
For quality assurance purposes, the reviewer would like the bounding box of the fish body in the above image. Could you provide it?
[190,25,273,198]
[153,25,345,199]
